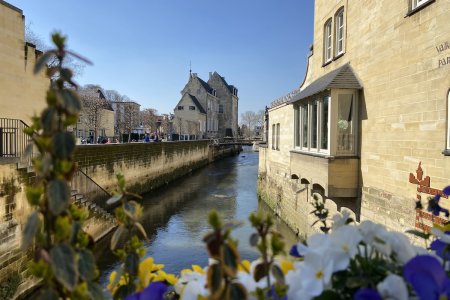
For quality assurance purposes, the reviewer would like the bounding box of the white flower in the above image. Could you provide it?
[359,220,392,256]
[384,232,417,265]
[236,271,266,295]
[300,252,333,297]
[377,274,408,300]
[294,233,331,257]
[175,269,208,300]
[431,227,450,243]
[331,209,352,230]
[329,226,362,271]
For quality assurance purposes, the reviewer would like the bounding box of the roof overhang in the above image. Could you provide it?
[288,63,362,104]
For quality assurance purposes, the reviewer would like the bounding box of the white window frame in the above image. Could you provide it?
[309,99,319,151]
[324,19,333,63]
[294,90,358,157]
[335,9,345,56]
[272,124,276,150]
[412,0,432,9]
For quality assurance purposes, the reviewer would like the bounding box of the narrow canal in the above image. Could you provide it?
[96,146,300,285]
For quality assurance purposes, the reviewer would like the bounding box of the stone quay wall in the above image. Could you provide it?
[0,140,238,297]
[73,141,236,195]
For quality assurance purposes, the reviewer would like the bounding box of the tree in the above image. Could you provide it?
[25,23,86,77]
[240,111,257,138]
[140,108,158,133]
[118,102,140,142]
[79,86,109,143]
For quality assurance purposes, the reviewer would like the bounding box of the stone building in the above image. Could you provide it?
[0,1,48,125]
[174,71,238,139]
[207,72,239,138]
[75,88,115,143]
[259,0,450,237]
[110,100,141,142]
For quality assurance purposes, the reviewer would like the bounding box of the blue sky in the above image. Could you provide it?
[8,0,314,117]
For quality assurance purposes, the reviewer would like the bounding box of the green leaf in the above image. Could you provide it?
[60,89,81,114]
[253,263,268,282]
[106,194,123,206]
[41,108,58,132]
[405,229,430,240]
[125,252,139,276]
[78,249,96,281]
[271,264,285,285]
[207,263,223,295]
[223,243,239,273]
[38,288,59,300]
[26,186,42,206]
[50,244,78,291]
[249,233,259,247]
[116,174,126,191]
[111,225,125,250]
[87,282,105,300]
[47,179,70,215]
[22,212,40,250]
[123,201,139,220]
[229,282,247,300]
[134,222,148,240]
[34,50,56,74]
[52,132,75,159]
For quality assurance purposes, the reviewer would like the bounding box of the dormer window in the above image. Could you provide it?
[324,19,332,64]
[335,8,345,56]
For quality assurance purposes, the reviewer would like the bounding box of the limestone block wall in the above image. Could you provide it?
[0,161,34,284]
[0,1,48,125]
[73,141,211,195]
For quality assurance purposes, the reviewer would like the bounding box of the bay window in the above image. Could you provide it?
[295,90,358,156]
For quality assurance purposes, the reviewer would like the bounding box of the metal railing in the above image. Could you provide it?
[0,118,31,158]
[70,168,111,211]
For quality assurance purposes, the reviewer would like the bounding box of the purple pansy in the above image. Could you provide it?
[289,245,302,258]
[431,231,450,260]
[125,282,167,300]
[353,288,382,300]
[443,186,450,196]
[403,255,450,300]
[427,195,449,217]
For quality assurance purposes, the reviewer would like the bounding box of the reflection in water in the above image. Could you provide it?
[97,147,300,285]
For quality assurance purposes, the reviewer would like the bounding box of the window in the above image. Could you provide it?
[335,9,344,56]
[324,19,332,63]
[412,0,432,9]
[219,104,224,113]
[311,100,318,149]
[272,124,276,149]
[276,123,280,150]
[178,106,184,110]
[189,106,195,110]
[295,91,354,156]
[336,94,354,155]
[321,96,329,150]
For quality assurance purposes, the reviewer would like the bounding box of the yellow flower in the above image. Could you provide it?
[192,265,205,274]
[280,259,294,274]
[239,260,251,273]
[107,271,126,293]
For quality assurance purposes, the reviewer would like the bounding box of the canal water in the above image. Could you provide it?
[96,146,300,286]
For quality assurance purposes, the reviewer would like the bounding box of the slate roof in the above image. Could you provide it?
[197,77,214,94]
[188,94,206,114]
[287,63,362,104]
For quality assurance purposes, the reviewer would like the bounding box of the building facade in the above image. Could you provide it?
[0,0,48,124]
[174,71,238,139]
[259,0,450,237]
